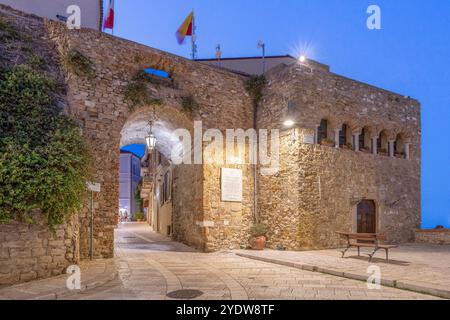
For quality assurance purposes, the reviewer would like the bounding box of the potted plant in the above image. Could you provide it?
[379,148,388,156]
[395,152,405,158]
[320,138,335,147]
[249,223,268,250]
[360,146,371,153]
[134,212,145,222]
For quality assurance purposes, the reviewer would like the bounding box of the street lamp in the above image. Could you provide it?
[146,132,156,150]
[146,105,157,151]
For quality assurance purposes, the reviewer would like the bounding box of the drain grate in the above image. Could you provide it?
[167,289,204,299]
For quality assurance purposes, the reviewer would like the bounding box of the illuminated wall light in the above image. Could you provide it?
[283,119,295,127]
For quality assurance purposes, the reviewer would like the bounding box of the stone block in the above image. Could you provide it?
[0,264,11,274]
[31,248,47,257]
[37,256,53,264]
[0,248,10,259]
[19,271,37,282]
[9,248,31,258]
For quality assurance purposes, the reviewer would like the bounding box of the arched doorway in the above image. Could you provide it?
[357,200,376,233]
[119,103,195,240]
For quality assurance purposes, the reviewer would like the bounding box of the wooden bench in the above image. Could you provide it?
[336,232,398,262]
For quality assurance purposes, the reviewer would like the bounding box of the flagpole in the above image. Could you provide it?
[111,0,114,36]
[191,9,196,60]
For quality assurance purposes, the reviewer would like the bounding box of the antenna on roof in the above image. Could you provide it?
[257,40,266,74]
[215,44,222,66]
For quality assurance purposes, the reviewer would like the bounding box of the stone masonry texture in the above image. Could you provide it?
[415,229,450,245]
[0,5,421,285]
[257,62,421,250]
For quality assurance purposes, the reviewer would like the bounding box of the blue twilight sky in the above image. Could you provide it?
[109,0,450,229]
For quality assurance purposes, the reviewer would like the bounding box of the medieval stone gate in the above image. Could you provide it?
[53,25,257,258]
[0,6,420,285]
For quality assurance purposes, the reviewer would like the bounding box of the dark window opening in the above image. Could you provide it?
[318,119,328,144]
[359,128,366,149]
[339,124,348,147]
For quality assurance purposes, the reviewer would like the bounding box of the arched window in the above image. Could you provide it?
[339,124,347,147]
[377,130,388,155]
[339,123,352,148]
[318,119,328,144]
[359,127,371,152]
[394,133,405,158]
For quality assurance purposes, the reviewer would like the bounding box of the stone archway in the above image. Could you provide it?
[39,16,255,259]
[120,104,194,158]
[119,103,204,247]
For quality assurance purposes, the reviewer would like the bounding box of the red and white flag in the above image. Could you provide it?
[103,0,115,30]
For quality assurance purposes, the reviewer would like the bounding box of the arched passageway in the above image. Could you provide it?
[119,103,198,245]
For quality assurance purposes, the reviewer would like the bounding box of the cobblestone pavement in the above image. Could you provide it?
[235,243,450,299]
[0,223,441,300]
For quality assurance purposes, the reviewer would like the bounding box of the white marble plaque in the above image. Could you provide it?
[221,168,243,202]
[303,134,315,145]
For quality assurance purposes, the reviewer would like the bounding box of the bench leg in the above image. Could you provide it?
[357,246,360,257]
[385,249,389,261]
[341,245,351,258]
[368,247,380,262]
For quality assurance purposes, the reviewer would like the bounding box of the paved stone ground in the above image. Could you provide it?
[235,243,450,299]
[0,223,441,300]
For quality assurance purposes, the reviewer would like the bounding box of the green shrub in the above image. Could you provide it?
[245,75,267,107]
[123,71,162,110]
[250,223,268,237]
[133,212,145,221]
[134,181,143,213]
[27,53,46,71]
[0,65,91,227]
[181,95,199,114]
[64,49,95,78]
[0,17,30,42]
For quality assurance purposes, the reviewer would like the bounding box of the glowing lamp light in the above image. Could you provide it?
[283,119,295,128]
[299,55,306,63]
[146,133,157,150]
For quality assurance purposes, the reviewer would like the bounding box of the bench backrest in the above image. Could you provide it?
[336,232,386,243]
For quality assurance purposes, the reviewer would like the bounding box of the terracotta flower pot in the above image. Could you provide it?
[250,236,267,250]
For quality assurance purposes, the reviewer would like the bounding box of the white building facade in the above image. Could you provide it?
[0,0,103,30]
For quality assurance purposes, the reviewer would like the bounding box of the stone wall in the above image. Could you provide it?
[0,6,80,285]
[257,61,421,250]
[415,229,450,245]
[1,5,256,264]
[0,214,79,286]
[0,4,422,286]
[41,9,255,255]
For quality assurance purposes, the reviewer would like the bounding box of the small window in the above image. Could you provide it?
[359,128,366,149]
[360,127,371,152]
[339,124,352,148]
[378,130,388,155]
[318,119,328,144]
[394,133,406,158]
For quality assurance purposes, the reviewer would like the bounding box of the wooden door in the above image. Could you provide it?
[357,200,376,233]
